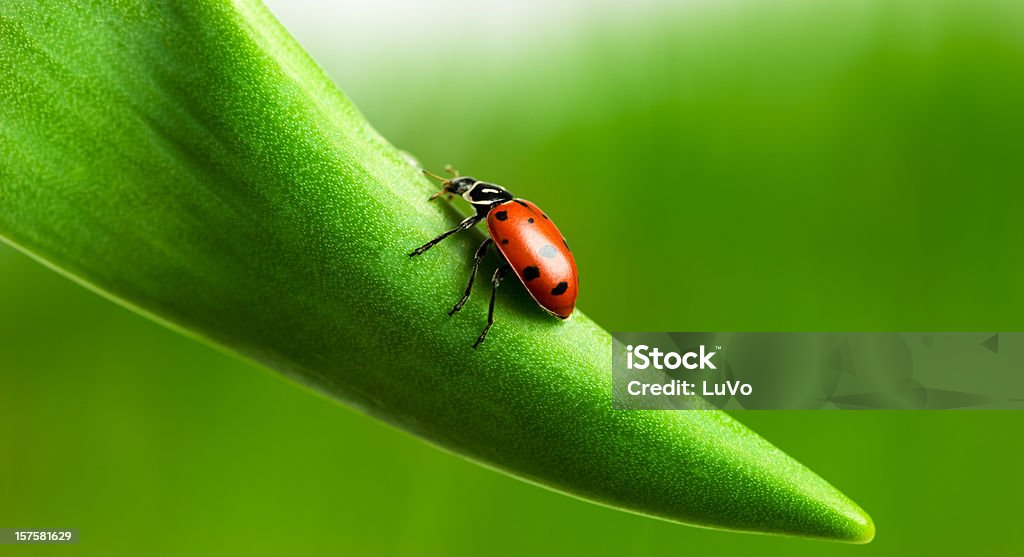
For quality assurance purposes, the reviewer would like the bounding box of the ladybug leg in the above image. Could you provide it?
[473,263,512,349]
[449,238,493,316]
[408,214,483,257]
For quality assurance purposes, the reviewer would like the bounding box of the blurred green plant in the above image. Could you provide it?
[0,0,872,542]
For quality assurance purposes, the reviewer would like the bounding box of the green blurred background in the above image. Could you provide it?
[2,0,1023,554]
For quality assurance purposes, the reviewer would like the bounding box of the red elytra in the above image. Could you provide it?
[408,169,578,348]
[487,199,577,318]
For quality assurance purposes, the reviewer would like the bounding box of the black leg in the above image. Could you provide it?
[408,214,483,257]
[473,264,511,349]
[449,238,492,316]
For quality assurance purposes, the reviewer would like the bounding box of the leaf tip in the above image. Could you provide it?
[848,510,876,544]
[827,498,875,544]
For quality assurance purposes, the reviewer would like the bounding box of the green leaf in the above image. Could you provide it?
[0,0,872,542]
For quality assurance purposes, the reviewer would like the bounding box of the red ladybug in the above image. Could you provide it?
[409,167,578,348]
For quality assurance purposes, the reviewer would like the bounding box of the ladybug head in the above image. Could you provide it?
[444,176,478,195]
[424,168,476,200]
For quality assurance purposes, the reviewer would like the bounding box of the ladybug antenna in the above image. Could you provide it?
[422,168,448,182]
[423,169,451,200]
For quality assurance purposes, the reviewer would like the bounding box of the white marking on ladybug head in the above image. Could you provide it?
[464,182,513,205]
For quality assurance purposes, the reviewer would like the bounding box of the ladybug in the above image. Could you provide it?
[409,167,578,348]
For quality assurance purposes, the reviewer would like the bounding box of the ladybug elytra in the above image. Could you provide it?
[409,167,578,348]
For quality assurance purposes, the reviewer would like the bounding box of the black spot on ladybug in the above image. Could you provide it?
[501,238,509,245]
[528,217,535,223]
[551,281,569,296]
[514,200,530,208]
[539,244,557,258]
[523,266,541,281]
[495,210,508,221]
[542,213,549,220]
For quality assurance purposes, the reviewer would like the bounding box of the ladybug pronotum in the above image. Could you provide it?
[409,167,579,348]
